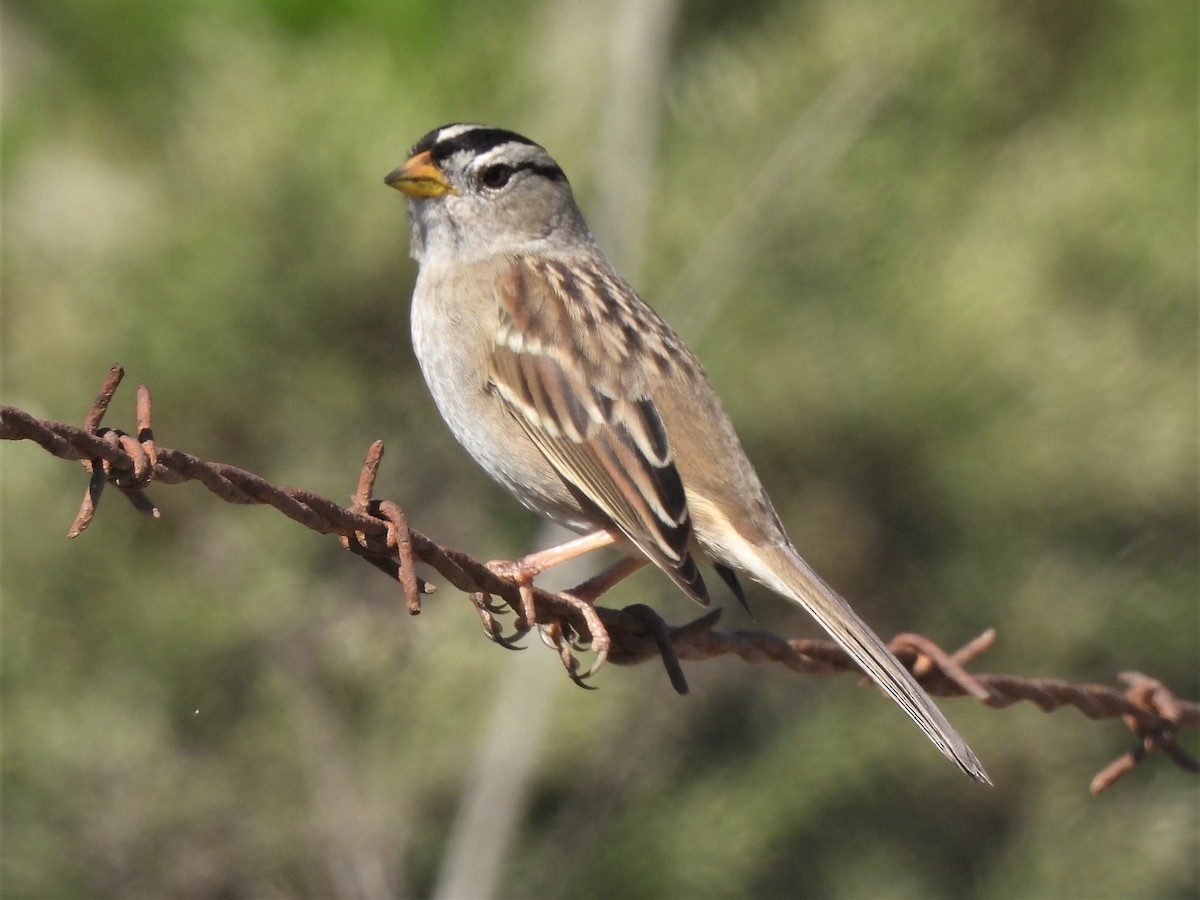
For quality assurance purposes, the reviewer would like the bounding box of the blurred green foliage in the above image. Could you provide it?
[2,1,1196,897]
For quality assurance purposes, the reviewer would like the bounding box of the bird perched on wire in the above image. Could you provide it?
[386,123,989,783]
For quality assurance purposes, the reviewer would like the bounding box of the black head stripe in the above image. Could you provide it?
[409,126,447,157]
[426,126,539,162]
[408,124,567,183]
[408,125,566,183]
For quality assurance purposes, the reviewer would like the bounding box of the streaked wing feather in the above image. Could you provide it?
[490,259,709,604]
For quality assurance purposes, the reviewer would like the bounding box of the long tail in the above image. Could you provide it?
[745,542,990,783]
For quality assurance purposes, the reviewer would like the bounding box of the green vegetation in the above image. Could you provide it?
[3,1,1195,896]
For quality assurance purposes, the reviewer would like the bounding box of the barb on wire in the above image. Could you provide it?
[67,364,160,536]
[2,366,1196,793]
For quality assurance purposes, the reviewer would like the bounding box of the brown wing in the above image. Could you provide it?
[488,256,710,605]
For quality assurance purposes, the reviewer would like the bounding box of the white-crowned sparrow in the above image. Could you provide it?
[387,123,988,783]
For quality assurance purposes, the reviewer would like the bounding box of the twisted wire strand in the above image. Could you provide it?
[3,365,1195,792]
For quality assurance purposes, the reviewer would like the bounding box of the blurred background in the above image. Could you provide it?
[2,1,1196,897]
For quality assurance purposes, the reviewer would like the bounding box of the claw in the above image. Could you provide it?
[491,631,528,651]
[470,591,530,649]
[534,620,598,689]
[563,625,591,653]
[568,667,600,691]
[577,645,610,682]
[536,623,561,651]
[479,594,509,614]
[556,636,597,690]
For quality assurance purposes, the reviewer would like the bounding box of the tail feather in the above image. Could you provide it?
[748,542,990,784]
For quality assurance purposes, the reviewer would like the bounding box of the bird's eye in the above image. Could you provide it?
[479,164,514,189]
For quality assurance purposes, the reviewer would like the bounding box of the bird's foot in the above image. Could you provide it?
[479,557,613,683]
[484,559,541,635]
[469,590,528,649]
[552,588,611,682]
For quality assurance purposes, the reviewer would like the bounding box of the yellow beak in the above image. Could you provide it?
[384,150,453,197]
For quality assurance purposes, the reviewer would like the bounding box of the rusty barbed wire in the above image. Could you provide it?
[2,365,1196,793]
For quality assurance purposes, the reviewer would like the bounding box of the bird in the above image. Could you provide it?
[385,122,989,783]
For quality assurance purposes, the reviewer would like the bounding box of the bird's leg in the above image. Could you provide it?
[491,530,620,581]
[567,555,649,603]
[486,530,619,635]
